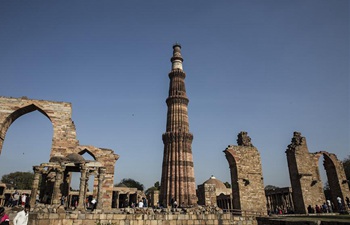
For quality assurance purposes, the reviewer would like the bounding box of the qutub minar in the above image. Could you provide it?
[160,44,198,206]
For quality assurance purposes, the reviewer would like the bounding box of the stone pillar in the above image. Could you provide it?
[77,165,87,210]
[224,132,267,215]
[127,193,130,207]
[52,167,65,205]
[97,167,106,209]
[30,166,42,207]
[116,192,120,208]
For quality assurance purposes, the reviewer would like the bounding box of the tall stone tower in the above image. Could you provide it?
[160,44,197,207]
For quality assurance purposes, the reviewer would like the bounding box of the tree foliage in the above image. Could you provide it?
[1,171,34,190]
[154,181,160,189]
[343,155,350,189]
[115,178,144,191]
[224,182,231,188]
[265,185,279,190]
[145,181,160,195]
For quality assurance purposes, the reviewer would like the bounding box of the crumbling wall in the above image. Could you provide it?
[0,96,78,157]
[77,145,119,209]
[286,132,350,213]
[0,96,119,210]
[224,131,267,215]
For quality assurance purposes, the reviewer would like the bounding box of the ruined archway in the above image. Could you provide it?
[286,132,350,213]
[1,96,120,210]
[0,96,79,157]
[224,151,241,210]
[318,151,349,211]
[224,131,267,216]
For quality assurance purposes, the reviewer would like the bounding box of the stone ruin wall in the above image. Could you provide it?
[0,96,79,156]
[76,145,119,209]
[197,183,217,206]
[286,132,350,214]
[224,132,267,215]
[0,96,118,209]
[285,132,324,213]
[5,211,258,225]
[320,152,350,209]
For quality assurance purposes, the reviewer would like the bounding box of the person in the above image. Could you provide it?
[21,194,27,207]
[315,205,321,213]
[337,196,342,211]
[307,205,313,214]
[12,190,20,207]
[321,202,328,213]
[13,204,30,225]
[35,193,40,203]
[0,207,9,225]
[346,196,350,209]
[173,200,178,209]
[143,197,148,208]
[138,199,144,208]
[91,197,97,211]
[326,200,332,213]
[61,195,66,206]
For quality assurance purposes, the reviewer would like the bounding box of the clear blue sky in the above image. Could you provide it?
[0,1,349,190]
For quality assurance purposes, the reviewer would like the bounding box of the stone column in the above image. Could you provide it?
[52,167,65,205]
[115,192,120,208]
[127,193,130,207]
[77,165,87,210]
[30,166,42,207]
[97,167,106,209]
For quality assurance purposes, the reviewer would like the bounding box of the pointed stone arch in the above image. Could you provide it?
[223,150,241,210]
[76,145,119,209]
[286,132,350,213]
[0,96,79,157]
[78,148,97,161]
[316,151,349,211]
[0,103,51,154]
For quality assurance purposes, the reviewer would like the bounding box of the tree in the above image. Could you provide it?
[145,181,160,195]
[154,181,160,189]
[1,171,34,190]
[115,178,144,191]
[224,181,231,188]
[265,185,279,190]
[343,155,350,189]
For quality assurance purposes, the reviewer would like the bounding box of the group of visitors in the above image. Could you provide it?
[0,204,30,225]
[129,197,148,208]
[307,196,350,214]
[4,190,30,208]
[63,195,97,211]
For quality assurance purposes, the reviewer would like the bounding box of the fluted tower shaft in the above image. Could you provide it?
[160,44,197,207]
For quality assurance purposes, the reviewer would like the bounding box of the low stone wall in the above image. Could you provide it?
[8,211,259,225]
[257,215,350,225]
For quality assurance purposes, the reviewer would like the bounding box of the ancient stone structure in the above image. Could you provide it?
[197,176,233,211]
[286,131,350,214]
[224,131,267,215]
[265,187,294,214]
[112,185,144,208]
[0,96,119,210]
[146,189,160,208]
[160,44,198,207]
[5,210,258,225]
